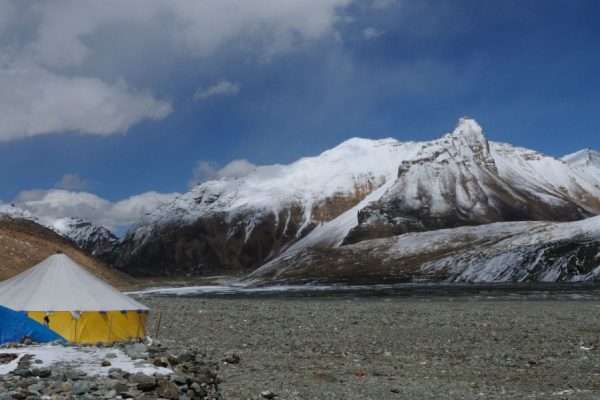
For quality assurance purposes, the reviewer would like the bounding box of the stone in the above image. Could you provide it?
[190,382,206,396]
[113,382,130,395]
[108,368,125,379]
[11,391,27,400]
[12,369,32,378]
[129,373,156,391]
[152,358,168,367]
[66,368,85,380]
[132,343,148,353]
[260,390,277,399]
[124,343,148,360]
[26,382,45,394]
[222,352,241,364]
[0,354,18,364]
[156,379,180,399]
[33,367,51,378]
[71,380,93,395]
[170,372,189,385]
[101,360,112,367]
[176,352,195,363]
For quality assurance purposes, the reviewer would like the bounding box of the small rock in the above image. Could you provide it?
[108,368,126,379]
[71,380,93,395]
[26,382,45,394]
[113,382,131,395]
[12,368,32,378]
[170,372,189,385]
[222,352,241,364]
[129,372,156,391]
[34,367,51,378]
[11,391,27,400]
[261,390,277,399]
[156,379,180,399]
[101,359,112,367]
[175,352,195,363]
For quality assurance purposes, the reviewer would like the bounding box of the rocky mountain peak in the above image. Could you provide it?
[50,217,118,258]
[563,148,600,167]
[435,117,494,168]
[0,204,36,221]
[563,147,600,182]
[447,117,487,145]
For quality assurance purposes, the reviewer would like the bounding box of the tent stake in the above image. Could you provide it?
[154,311,162,339]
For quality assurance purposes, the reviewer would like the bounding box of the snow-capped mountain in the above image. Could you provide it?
[115,136,413,275]
[563,148,600,182]
[345,118,600,243]
[0,205,115,258]
[248,216,600,284]
[50,217,118,259]
[115,118,600,276]
[0,204,37,221]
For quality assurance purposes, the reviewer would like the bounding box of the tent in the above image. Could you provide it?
[0,254,149,343]
[0,305,65,345]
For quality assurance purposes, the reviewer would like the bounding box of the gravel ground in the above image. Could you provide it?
[141,297,600,399]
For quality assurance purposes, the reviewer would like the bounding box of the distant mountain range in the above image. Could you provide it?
[3,118,600,284]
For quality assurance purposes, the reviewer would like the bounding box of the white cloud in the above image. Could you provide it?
[0,65,172,142]
[189,161,220,186]
[23,1,354,65]
[195,80,240,100]
[189,158,257,187]
[15,189,179,229]
[218,159,257,179]
[362,27,384,40]
[0,0,353,142]
[55,174,89,191]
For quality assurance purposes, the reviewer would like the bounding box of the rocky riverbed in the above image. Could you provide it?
[0,340,220,399]
[141,297,600,399]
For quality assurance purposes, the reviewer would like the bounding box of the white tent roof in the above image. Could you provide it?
[0,254,148,312]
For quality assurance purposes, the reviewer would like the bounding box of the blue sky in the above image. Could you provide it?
[1,0,599,230]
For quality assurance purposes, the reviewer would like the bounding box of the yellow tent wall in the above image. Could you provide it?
[28,310,148,343]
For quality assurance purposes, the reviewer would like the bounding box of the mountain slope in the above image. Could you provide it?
[248,216,600,285]
[115,118,600,277]
[0,204,117,259]
[50,217,118,260]
[0,214,134,290]
[114,138,418,275]
[344,118,600,243]
[563,148,600,182]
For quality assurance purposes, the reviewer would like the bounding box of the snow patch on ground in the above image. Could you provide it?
[0,345,171,376]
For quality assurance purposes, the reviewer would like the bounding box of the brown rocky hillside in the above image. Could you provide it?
[0,216,135,290]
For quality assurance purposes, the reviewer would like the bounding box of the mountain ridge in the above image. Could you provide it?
[0,213,134,290]
[112,118,600,277]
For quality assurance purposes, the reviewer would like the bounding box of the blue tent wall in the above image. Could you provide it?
[0,305,65,345]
